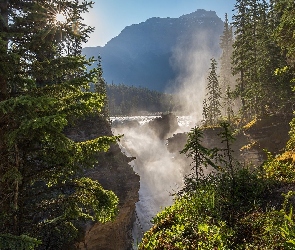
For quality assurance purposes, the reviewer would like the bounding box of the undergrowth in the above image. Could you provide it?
[139,121,295,249]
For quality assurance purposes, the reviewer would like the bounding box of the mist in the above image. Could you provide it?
[169,30,221,120]
[111,30,220,246]
[112,117,189,245]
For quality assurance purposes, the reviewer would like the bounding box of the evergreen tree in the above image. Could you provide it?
[219,13,236,120]
[219,13,234,92]
[224,85,235,123]
[232,0,250,114]
[0,1,119,248]
[95,56,109,119]
[204,58,222,126]
[273,0,295,65]
[202,99,209,125]
[232,0,293,118]
[180,127,216,181]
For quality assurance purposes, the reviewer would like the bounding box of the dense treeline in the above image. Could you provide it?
[231,0,294,118]
[0,1,118,249]
[140,0,295,248]
[201,0,295,127]
[106,83,174,116]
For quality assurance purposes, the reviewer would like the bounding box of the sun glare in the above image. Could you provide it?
[55,12,67,24]
[36,2,80,41]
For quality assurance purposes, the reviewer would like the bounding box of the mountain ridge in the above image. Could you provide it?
[82,9,224,92]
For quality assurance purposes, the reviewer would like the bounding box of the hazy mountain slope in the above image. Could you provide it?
[82,9,224,92]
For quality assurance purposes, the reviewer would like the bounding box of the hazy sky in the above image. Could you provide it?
[82,0,237,47]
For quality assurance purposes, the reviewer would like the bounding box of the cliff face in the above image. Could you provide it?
[66,116,140,250]
[241,114,292,160]
[167,114,292,167]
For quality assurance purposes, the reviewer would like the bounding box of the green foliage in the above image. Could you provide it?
[180,126,217,180]
[203,58,222,126]
[236,209,285,249]
[139,166,272,249]
[0,0,119,248]
[139,188,233,250]
[235,192,295,249]
[0,234,41,250]
[93,56,110,119]
[280,192,295,249]
[273,0,295,64]
[232,0,294,119]
[263,116,295,183]
[263,151,295,183]
[141,110,295,248]
[140,122,289,249]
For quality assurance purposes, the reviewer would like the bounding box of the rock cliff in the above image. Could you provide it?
[66,116,140,250]
[167,114,292,167]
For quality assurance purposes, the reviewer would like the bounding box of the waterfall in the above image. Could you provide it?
[111,115,193,247]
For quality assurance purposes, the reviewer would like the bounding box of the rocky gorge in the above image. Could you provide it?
[70,113,292,249]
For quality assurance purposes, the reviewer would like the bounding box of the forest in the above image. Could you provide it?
[1,0,295,249]
[105,83,173,116]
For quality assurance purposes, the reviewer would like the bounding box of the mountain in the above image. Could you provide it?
[82,9,224,92]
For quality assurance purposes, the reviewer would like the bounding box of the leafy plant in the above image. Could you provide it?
[138,187,233,250]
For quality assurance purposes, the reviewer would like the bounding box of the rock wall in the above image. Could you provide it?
[242,114,292,159]
[167,114,292,168]
[66,116,140,250]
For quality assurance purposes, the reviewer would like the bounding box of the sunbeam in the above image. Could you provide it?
[35,1,72,42]
[55,12,67,24]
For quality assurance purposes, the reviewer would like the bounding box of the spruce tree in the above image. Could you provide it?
[271,0,295,113]
[219,13,235,120]
[204,58,222,126]
[273,0,295,65]
[232,0,250,114]
[95,56,110,119]
[232,0,293,118]
[219,13,234,92]
[0,1,119,248]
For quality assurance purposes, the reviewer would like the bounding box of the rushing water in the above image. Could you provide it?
[110,115,193,247]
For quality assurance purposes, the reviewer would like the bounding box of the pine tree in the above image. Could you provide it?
[219,13,236,120]
[0,1,119,248]
[271,0,295,111]
[224,85,235,123]
[219,13,234,91]
[273,0,295,65]
[180,126,217,181]
[202,99,209,126]
[0,0,8,101]
[232,0,293,118]
[232,0,250,115]
[95,56,110,119]
[204,58,222,126]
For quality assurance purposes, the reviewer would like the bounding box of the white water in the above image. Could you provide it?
[110,115,193,247]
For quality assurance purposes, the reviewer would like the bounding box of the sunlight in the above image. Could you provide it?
[55,12,67,24]
[72,21,80,35]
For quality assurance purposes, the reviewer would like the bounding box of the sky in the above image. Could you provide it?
[82,0,237,47]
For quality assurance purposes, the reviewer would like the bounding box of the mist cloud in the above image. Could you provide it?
[168,30,220,121]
